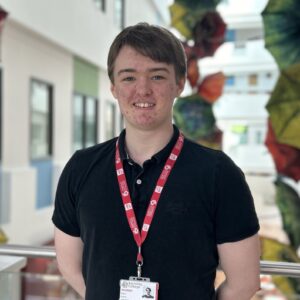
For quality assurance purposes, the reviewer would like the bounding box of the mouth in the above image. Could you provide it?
[133,102,155,108]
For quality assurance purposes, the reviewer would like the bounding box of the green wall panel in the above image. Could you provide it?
[74,57,99,98]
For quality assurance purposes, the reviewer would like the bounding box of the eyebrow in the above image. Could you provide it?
[117,67,170,76]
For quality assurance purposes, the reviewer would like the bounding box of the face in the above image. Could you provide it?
[111,46,185,132]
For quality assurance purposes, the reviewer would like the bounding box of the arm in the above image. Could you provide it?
[216,234,261,300]
[54,226,86,298]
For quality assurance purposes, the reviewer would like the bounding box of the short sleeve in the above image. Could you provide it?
[214,152,260,244]
[52,152,81,237]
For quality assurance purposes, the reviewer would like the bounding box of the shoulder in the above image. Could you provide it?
[69,138,117,169]
[74,137,117,160]
[180,137,244,185]
[182,136,229,166]
[59,138,117,190]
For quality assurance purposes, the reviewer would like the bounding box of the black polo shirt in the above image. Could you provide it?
[52,126,259,300]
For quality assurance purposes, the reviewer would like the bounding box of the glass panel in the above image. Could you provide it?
[94,0,105,11]
[255,130,263,144]
[31,159,53,209]
[85,97,97,148]
[105,101,116,140]
[0,68,3,161]
[226,76,235,86]
[73,94,84,151]
[114,0,123,28]
[225,29,235,42]
[30,81,51,159]
[249,74,258,86]
[119,114,124,133]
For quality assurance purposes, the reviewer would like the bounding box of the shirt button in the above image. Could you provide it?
[136,179,142,185]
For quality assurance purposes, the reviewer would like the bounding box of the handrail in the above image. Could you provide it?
[260,260,300,278]
[0,244,56,259]
[1,244,300,277]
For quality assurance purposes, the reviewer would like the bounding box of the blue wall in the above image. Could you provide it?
[31,160,53,209]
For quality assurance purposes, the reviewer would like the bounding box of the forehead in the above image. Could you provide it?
[114,46,174,73]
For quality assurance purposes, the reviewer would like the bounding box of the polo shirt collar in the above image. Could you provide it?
[118,125,180,164]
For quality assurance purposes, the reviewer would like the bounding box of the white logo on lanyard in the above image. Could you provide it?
[170,153,177,160]
[142,224,150,232]
[150,200,157,206]
[117,168,124,176]
[124,203,133,211]
[155,186,163,193]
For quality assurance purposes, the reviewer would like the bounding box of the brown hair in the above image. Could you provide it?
[107,22,186,84]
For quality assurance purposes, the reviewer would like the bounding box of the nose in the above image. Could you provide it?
[136,77,152,96]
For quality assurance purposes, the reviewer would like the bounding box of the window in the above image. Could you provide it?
[94,0,105,12]
[73,94,98,151]
[248,74,258,86]
[225,29,235,42]
[0,70,1,142]
[234,41,246,49]
[30,80,53,159]
[266,72,272,79]
[30,79,53,209]
[231,125,248,145]
[225,75,235,86]
[105,101,116,140]
[0,68,4,223]
[255,130,264,144]
[114,0,125,29]
[119,114,124,133]
[234,41,246,55]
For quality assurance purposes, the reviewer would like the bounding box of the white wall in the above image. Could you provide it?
[2,19,73,165]
[0,0,120,69]
[126,0,164,26]
[218,0,268,19]
[1,20,73,244]
[200,40,277,75]
[0,0,168,70]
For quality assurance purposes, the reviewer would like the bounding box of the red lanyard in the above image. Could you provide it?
[115,133,184,271]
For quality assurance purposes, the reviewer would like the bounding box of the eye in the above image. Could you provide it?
[122,76,135,82]
[152,75,165,80]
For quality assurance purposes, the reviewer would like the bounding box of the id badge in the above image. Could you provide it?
[119,277,159,300]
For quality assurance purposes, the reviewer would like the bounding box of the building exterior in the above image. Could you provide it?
[200,0,278,174]
[0,0,169,245]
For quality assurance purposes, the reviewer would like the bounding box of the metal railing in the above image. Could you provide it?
[1,244,300,278]
[0,244,56,259]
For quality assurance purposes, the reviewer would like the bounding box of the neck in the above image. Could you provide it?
[124,124,174,166]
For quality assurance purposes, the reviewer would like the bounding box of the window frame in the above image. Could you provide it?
[104,99,117,140]
[114,0,125,29]
[0,68,2,161]
[94,0,106,12]
[29,78,53,160]
[73,92,98,150]
[248,74,258,86]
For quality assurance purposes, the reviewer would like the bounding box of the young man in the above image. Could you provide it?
[53,23,260,300]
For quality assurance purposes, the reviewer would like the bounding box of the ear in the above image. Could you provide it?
[176,77,186,97]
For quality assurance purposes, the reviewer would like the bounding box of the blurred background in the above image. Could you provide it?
[0,0,299,299]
